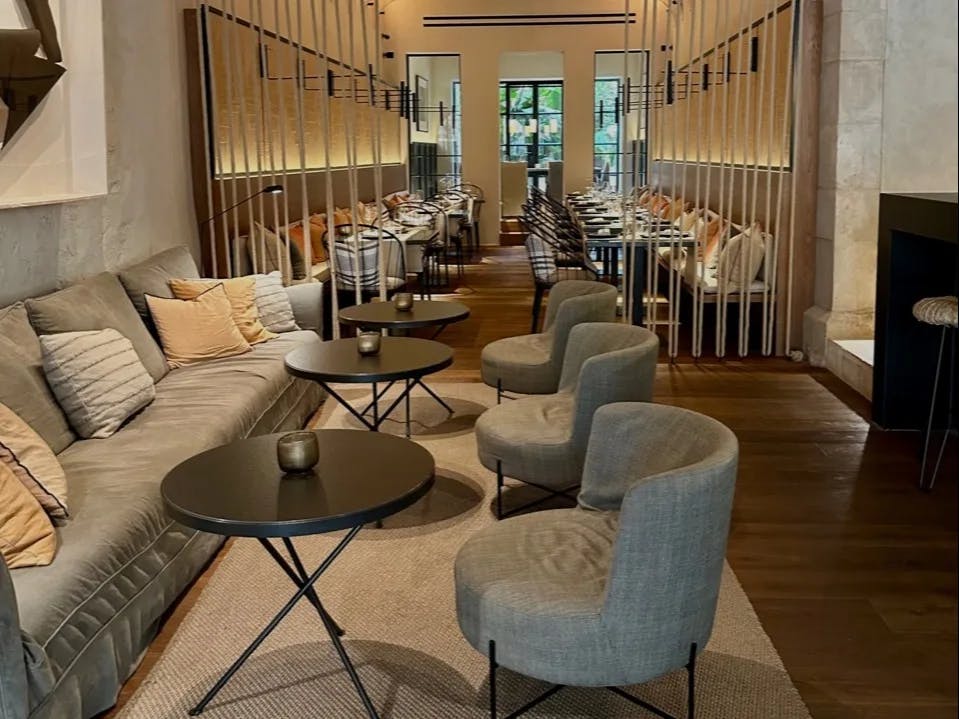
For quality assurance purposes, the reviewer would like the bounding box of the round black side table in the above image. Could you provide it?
[285,337,453,437]
[338,299,469,338]
[162,429,435,718]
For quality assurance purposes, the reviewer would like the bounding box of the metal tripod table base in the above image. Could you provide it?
[189,529,380,718]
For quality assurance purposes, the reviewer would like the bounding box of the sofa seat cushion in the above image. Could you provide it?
[455,508,620,685]
[9,330,321,684]
[480,332,557,395]
[475,392,582,490]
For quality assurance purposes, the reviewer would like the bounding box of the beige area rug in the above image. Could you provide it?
[119,383,811,719]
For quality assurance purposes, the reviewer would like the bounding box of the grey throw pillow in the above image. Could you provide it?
[0,302,75,453]
[26,272,169,383]
[253,272,300,333]
[39,329,156,439]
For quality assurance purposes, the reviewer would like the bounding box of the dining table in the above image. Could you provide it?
[567,193,695,324]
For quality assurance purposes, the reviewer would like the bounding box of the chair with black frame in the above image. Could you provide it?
[451,183,485,253]
[477,321,659,519]
[430,189,472,276]
[456,401,738,719]
[322,224,408,337]
[388,200,444,298]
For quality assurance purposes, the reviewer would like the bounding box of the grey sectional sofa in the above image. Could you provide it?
[0,247,325,719]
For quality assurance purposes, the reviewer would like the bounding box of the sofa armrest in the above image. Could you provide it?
[284,281,325,335]
[0,560,28,719]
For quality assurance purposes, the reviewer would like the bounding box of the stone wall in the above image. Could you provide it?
[0,1,198,306]
[804,0,959,365]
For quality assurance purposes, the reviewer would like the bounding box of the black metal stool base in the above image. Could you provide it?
[189,529,380,718]
[487,640,697,719]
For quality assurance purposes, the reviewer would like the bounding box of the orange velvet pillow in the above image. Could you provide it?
[287,221,329,264]
[703,218,729,269]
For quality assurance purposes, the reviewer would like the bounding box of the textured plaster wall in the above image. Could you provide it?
[804,0,959,365]
[880,0,958,192]
[0,0,199,306]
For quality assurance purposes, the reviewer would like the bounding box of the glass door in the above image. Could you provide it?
[499,81,563,188]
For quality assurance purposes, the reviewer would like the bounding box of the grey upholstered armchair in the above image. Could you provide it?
[480,280,617,402]
[456,402,739,718]
[476,322,659,518]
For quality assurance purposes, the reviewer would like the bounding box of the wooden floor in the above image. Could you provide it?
[104,247,957,718]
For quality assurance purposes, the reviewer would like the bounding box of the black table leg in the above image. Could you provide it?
[257,538,344,637]
[360,381,395,417]
[413,378,454,414]
[623,246,648,326]
[405,378,412,439]
[189,526,380,718]
[321,384,377,431]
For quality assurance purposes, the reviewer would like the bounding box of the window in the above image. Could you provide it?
[594,79,622,188]
[499,81,564,179]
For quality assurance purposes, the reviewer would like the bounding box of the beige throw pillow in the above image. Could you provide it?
[169,277,276,345]
[717,223,766,290]
[0,402,69,519]
[1,461,57,569]
[146,284,252,369]
[40,329,156,439]
[254,272,299,333]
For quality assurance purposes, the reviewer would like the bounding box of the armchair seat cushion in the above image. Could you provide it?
[455,508,623,686]
[480,333,554,395]
[475,392,581,489]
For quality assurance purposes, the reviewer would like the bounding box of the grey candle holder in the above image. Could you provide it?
[357,331,381,356]
[393,292,415,312]
[276,431,319,475]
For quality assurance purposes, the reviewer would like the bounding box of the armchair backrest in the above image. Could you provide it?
[544,282,618,365]
[589,403,738,684]
[559,323,659,453]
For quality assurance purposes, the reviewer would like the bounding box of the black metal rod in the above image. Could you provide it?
[412,378,453,414]
[320,384,376,431]
[280,538,345,636]
[258,538,343,636]
[189,525,363,715]
[489,640,497,719]
[504,685,564,719]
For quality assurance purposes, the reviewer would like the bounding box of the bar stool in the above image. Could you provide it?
[912,295,958,490]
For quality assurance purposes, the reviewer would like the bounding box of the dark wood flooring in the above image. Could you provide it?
[104,247,958,718]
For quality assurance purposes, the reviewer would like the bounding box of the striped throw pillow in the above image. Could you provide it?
[39,329,156,439]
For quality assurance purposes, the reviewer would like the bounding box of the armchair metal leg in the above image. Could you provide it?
[496,461,504,520]
[687,642,697,719]
[497,379,502,405]
[486,639,698,719]
[489,640,497,719]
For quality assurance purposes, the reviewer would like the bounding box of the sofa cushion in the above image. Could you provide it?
[146,285,253,369]
[1,402,69,519]
[25,273,169,383]
[8,329,322,685]
[39,329,156,439]
[0,461,57,569]
[117,246,200,323]
[0,303,75,453]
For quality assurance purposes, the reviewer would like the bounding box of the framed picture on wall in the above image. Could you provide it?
[415,75,429,132]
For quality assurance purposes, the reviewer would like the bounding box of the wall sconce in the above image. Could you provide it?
[666,61,674,105]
